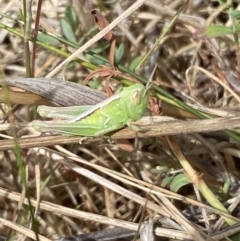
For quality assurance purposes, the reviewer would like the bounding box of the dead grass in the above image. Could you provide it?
[0,0,240,240]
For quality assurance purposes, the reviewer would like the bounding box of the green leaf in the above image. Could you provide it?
[19,8,24,21]
[129,56,143,71]
[85,54,106,66]
[236,23,240,33]
[65,6,78,32]
[204,25,233,38]
[229,233,240,241]
[37,32,60,46]
[222,178,231,194]
[90,42,109,54]
[60,17,77,44]
[161,175,175,188]
[85,42,110,66]
[115,43,125,63]
[218,0,227,5]
[170,173,192,192]
[88,79,101,89]
[228,10,240,20]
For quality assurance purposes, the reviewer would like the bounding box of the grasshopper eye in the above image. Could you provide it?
[131,90,141,105]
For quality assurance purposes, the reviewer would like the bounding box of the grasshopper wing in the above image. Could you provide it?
[37,105,92,120]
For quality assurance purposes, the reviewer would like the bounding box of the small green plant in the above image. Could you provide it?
[60,6,78,44]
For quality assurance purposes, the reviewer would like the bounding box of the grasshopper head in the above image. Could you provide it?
[121,83,148,121]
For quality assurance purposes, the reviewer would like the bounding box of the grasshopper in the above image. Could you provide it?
[32,83,149,138]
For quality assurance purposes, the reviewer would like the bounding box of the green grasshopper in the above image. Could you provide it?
[32,83,149,137]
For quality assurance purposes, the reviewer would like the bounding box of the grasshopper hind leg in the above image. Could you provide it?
[78,125,119,145]
[93,124,122,144]
[78,136,114,145]
[94,124,122,137]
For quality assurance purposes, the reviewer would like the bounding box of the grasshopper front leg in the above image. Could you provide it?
[127,120,152,133]
[32,119,121,144]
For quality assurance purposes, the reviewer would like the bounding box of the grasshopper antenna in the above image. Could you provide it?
[144,64,157,95]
